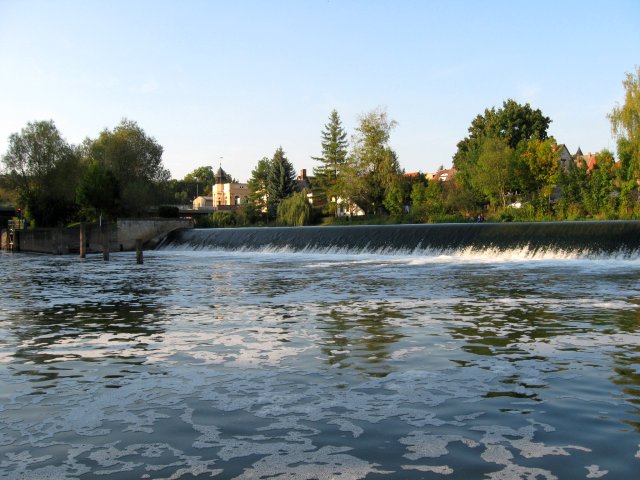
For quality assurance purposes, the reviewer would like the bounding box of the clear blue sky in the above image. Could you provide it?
[1,0,638,182]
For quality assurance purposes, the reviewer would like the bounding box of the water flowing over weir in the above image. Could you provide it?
[158,220,640,256]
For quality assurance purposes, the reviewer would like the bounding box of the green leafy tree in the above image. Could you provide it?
[1,120,80,226]
[583,150,618,217]
[86,119,170,217]
[471,137,515,209]
[609,67,640,187]
[410,180,445,221]
[76,161,120,221]
[520,138,560,212]
[339,108,401,214]
[277,190,312,226]
[312,110,349,210]
[266,147,297,219]
[383,181,404,215]
[556,156,589,219]
[183,166,215,196]
[454,99,551,194]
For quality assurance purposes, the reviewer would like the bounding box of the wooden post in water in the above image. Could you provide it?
[136,238,143,264]
[102,222,109,261]
[79,223,86,258]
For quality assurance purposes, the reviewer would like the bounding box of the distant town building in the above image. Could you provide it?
[193,196,214,210]
[191,164,249,210]
[432,168,457,182]
[213,182,249,207]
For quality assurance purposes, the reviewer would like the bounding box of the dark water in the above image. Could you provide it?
[1,246,639,479]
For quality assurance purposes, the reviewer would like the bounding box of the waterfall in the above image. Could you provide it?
[157,221,640,258]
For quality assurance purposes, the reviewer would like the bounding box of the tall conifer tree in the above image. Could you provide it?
[266,147,297,219]
[312,110,349,195]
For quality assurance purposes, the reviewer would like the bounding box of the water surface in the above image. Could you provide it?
[1,248,639,479]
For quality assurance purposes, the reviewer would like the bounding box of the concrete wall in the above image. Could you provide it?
[14,224,117,255]
[116,218,193,250]
[6,219,193,255]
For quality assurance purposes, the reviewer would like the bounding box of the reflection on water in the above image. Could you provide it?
[319,302,406,377]
[1,249,640,478]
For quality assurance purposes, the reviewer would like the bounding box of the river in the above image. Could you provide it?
[1,239,639,478]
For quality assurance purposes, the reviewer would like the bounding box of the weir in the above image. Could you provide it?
[157,220,640,256]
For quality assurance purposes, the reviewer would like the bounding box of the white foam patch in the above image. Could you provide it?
[328,418,364,438]
[586,464,609,478]
[402,464,454,474]
[399,432,479,460]
[486,463,559,480]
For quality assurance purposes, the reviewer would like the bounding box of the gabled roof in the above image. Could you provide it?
[432,168,457,182]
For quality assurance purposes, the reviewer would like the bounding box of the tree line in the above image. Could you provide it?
[0,119,172,227]
[1,68,638,228]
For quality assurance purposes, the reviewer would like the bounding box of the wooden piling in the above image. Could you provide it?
[136,238,143,264]
[102,223,109,261]
[79,223,86,258]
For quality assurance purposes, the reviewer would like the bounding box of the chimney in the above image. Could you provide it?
[300,169,307,180]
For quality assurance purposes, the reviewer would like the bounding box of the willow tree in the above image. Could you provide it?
[277,190,312,226]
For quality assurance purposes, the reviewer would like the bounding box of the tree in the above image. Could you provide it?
[471,137,515,209]
[609,67,640,183]
[556,155,589,219]
[339,108,401,214]
[454,99,551,191]
[383,181,405,215]
[183,166,215,196]
[583,150,618,217]
[86,119,170,216]
[247,157,271,217]
[76,161,120,221]
[520,138,560,212]
[312,110,349,208]
[1,120,80,226]
[266,147,297,219]
[277,190,312,226]
[410,180,446,222]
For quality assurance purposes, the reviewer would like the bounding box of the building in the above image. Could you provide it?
[191,164,249,210]
[212,182,249,207]
[432,168,457,182]
[193,196,214,210]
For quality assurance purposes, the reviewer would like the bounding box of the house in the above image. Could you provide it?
[193,196,214,210]
[335,197,366,217]
[556,145,598,173]
[403,172,424,180]
[432,168,457,182]
[573,147,597,172]
[555,144,573,171]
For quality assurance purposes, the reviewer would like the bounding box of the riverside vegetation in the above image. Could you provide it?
[1,68,639,228]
